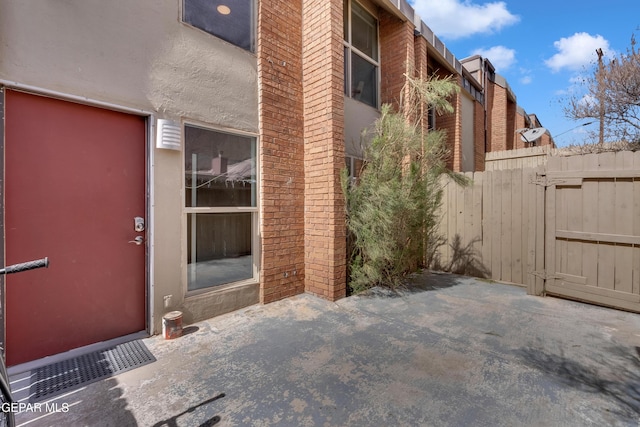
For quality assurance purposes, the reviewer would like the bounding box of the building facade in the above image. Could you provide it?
[0,0,550,365]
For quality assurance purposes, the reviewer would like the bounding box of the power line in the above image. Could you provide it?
[552,121,595,139]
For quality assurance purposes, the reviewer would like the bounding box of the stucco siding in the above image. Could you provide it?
[0,0,258,132]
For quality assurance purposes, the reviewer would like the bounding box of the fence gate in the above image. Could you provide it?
[543,152,640,312]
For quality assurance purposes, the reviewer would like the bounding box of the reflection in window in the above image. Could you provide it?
[183,0,255,52]
[184,126,256,208]
[351,2,378,61]
[184,125,257,291]
[351,52,377,107]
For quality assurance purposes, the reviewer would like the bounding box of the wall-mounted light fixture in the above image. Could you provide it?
[217,5,231,15]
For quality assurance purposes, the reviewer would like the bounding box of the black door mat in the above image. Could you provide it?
[29,340,155,402]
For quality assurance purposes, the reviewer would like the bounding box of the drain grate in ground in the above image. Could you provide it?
[29,340,156,401]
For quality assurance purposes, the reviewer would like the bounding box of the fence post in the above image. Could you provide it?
[526,165,546,295]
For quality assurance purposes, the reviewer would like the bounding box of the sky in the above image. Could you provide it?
[408,0,639,147]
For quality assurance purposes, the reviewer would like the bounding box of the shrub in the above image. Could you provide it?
[342,74,468,293]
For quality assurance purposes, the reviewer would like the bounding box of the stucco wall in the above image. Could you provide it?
[461,94,475,171]
[0,0,258,130]
[344,97,380,157]
[0,0,259,333]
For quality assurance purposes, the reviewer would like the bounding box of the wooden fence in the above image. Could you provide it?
[435,166,543,288]
[485,145,555,171]
[436,149,640,312]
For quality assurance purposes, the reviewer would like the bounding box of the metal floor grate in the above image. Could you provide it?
[29,340,155,401]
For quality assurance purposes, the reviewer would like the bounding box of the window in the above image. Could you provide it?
[184,125,258,291]
[345,156,365,186]
[344,0,379,108]
[183,0,255,52]
[428,106,436,131]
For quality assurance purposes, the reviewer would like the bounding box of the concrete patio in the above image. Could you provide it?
[12,272,640,426]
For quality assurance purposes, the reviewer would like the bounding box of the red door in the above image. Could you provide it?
[4,90,147,366]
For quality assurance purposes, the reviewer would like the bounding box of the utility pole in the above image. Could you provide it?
[596,48,605,145]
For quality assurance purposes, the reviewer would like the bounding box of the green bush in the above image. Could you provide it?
[342,75,468,293]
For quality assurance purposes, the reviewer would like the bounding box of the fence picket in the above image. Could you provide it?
[597,152,616,290]
[633,152,640,296]
[436,149,639,312]
[582,154,599,287]
[614,152,634,293]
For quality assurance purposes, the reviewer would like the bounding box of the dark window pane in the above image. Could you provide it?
[343,0,349,41]
[187,213,253,290]
[351,52,377,108]
[185,125,256,208]
[184,0,255,52]
[344,46,349,95]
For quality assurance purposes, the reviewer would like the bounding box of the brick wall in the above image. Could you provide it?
[258,0,306,303]
[413,36,429,135]
[539,132,553,147]
[489,82,507,152]
[506,97,516,150]
[449,76,464,172]
[301,0,346,301]
[514,111,527,149]
[474,99,485,171]
[430,67,460,170]
[485,83,494,153]
[379,10,415,112]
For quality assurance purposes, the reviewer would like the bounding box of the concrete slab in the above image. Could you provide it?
[12,272,640,426]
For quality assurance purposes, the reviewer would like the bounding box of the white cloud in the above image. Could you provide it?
[410,0,519,39]
[472,46,516,71]
[578,94,597,109]
[518,68,533,85]
[569,74,587,85]
[545,33,612,72]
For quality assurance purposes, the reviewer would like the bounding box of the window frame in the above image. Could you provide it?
[343,0,380,109]
[182,122,260,296]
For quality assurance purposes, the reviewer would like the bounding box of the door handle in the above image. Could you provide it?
[128,236,144,245]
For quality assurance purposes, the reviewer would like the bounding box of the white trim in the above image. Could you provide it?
[183,119,259,138]
[343,0,381,110]
[181,123,260,295]
[147,117,156,336]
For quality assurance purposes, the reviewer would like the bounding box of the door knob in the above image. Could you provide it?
[128,236,144,245]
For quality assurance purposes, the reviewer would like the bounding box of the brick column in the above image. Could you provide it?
[413,36,429,133]
[490,82,508,152]
[258,0,306,303]
[301,0,346,301]
[507,98,516,150]
[432,68,463,171]
[484,80,495,152]
[449,78,464,172]
[514,111,527,149]
[379,11,415,112]
[474,100,486,171]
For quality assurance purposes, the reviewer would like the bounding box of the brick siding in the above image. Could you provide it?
[379,10,414,111]
[301,0,346,301]
[258,0,306,303]
[474,99,485,171]
[514,112,527,149]
[489,82,507,152]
